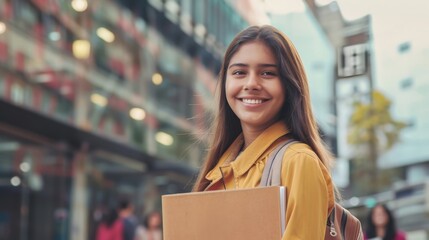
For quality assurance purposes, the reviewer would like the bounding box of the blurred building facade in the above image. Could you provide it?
[0,0,247,239]
[373,0,429,178]
[307,0,375,195]
[370,0,429,234]
[306,0,429,235]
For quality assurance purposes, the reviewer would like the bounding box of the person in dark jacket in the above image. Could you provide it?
[118,200,138,240]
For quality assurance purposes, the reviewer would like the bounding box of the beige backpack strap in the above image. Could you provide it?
[260,139,363,240]
[259,139,296,187]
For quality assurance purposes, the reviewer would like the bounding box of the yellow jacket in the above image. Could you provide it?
[205,121,335,240]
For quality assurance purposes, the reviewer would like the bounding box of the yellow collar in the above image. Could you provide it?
[205,121,290,181]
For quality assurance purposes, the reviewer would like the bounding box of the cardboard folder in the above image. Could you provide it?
[162,186,286,240]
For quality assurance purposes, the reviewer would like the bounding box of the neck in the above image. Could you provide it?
[241,124,267,149]
[376,226,386,238]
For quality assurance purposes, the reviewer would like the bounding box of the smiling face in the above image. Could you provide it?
[225,41,285,132]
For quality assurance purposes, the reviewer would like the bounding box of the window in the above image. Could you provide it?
[400,77,413,89]
[398,42,411,53]
[338,43,367,77]
[11,81,25,104]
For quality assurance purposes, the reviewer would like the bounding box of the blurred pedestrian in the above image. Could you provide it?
[135,211,162,240]
[365,204,406,240]
[118,199,138,240]
[96,208,123,240]
[192,25,336,239]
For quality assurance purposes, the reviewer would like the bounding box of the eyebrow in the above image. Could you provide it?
[228,63,277,69]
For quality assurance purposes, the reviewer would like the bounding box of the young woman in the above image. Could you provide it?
[365,204,406,240]
[135,211,163,240]
[193,25,335,239]
[96,208,123,240]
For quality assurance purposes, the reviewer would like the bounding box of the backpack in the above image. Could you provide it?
[259,140,364,240]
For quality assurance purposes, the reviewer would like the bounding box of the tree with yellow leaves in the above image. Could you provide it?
[347,90,407,195]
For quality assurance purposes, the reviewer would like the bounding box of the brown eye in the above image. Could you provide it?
[232,70,246,75]
[261,71,277,77]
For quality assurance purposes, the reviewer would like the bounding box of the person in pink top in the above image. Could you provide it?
[96,208,123,240]
[364,204,406,240]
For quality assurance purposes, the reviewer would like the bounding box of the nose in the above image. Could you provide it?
[244,72,261,90]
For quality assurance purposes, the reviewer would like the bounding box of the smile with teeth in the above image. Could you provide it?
[241,98,264,104]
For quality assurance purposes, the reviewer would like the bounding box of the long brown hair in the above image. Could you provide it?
[193,25,333,191]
